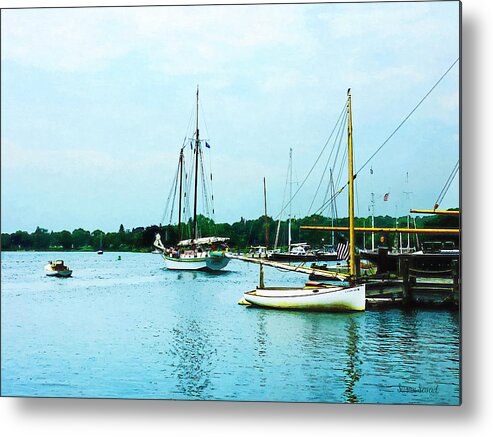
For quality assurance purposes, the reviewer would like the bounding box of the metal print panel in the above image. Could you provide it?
[1,1,461,405]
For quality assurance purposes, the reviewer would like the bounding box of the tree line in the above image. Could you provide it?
[1,211,459,252]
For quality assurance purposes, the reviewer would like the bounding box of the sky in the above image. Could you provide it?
[1,1,460,233]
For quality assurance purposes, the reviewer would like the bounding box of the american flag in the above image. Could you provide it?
[337,241,350,261]
[383,192,390,201]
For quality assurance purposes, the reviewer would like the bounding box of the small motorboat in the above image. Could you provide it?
[44,260,73,277]
[243,281,365,312]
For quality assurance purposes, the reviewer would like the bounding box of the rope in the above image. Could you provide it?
[312,57,459,216]
[434,159,459,208]
[355,57,459,177]
[274,101,347,220]
[308,108,347,213]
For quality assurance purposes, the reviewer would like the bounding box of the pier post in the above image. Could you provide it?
[259,263,265,289]
[355,254,361,277]
[401,256,411,307]
[452,259,460,306]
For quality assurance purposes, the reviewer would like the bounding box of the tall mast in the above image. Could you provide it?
[264,177,269,250]
[330,169,335,247]
[192,85,200,241]
[178,147,184,241]
[404,171,412,250]
[371,192,375,251]
[288,148,292,252]
[347,89,356,282]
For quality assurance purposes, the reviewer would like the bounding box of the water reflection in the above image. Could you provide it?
[170,319,216,399]
[344,316,361,403]
[252,311,267,389]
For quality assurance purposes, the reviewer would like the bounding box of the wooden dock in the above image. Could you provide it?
[227,254,348,281]
[230,253,460,309]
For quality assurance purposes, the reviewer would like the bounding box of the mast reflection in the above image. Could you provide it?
[344,316,361,403]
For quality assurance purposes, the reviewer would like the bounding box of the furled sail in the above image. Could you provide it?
[153,233,166,251]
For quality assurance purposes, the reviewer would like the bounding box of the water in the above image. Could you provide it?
[1,251,460,404]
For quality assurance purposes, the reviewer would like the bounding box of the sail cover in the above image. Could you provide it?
[153,233,166,251]
[177,236,230,247]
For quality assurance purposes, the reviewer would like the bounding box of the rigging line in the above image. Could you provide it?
[331,170,339,220]
[163,163,179,225]
[199,146,212,219]
[335,146,348,191]
[274,151,291,249]
[314,171,347,217]
[161,146,183,225]
[355,57,459,177]
[168,170,179,225]
[183,147,195,234]
[436,161,459,204]
[206,139,216,220]
[274,101,347,220]
[435,159,459,206]
[308,108,348,214]
[315,101,349,214]
[328,110,348,195]
[314,57,459,217]
[199,100,211,143]
[319,108,348,211]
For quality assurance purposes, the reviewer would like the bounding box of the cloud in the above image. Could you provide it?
[1,138,176,181]
[1,5,313,75]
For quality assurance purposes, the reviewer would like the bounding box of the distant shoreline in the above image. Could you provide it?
[1,249,153,253]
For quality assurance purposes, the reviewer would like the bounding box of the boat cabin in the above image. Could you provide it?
[47,260,70,271]
[289,243,311,255]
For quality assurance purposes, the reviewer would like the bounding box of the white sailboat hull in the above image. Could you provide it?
[244,284,365,311]
[163,254,229,271]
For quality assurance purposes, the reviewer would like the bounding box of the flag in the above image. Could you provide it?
[337,241,350,261]
[384,192,390,201]
[205,141,211,149]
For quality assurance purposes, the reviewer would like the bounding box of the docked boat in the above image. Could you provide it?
[244,281,365,311]
[360,241,459,274]
[268,243,338,262]
[153,87,229,272]
[242,89,365,312]
[44,260,72,277]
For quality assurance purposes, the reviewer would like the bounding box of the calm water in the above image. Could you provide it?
[1,251,460,404]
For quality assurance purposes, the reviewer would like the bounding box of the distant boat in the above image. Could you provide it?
[97,232,103,255]
[44,260,72,277]
[242,89,365,312]
[154,87,230,272]
[269,243,339,262]
[270,149,338,263]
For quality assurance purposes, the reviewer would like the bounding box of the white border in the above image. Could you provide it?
[1,0,492,436]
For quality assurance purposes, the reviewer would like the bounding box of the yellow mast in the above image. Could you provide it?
[300,225,460,234]
[347,89,356,282]
[410,209,460,215]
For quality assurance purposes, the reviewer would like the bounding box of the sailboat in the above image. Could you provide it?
[243,89,365,311]
[269,149,337,262]
[97,232,103,255]
[153,87,230,272]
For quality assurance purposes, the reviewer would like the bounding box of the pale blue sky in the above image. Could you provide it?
[1,1,460,233]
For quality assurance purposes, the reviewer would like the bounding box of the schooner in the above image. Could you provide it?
[154,87,230,271]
